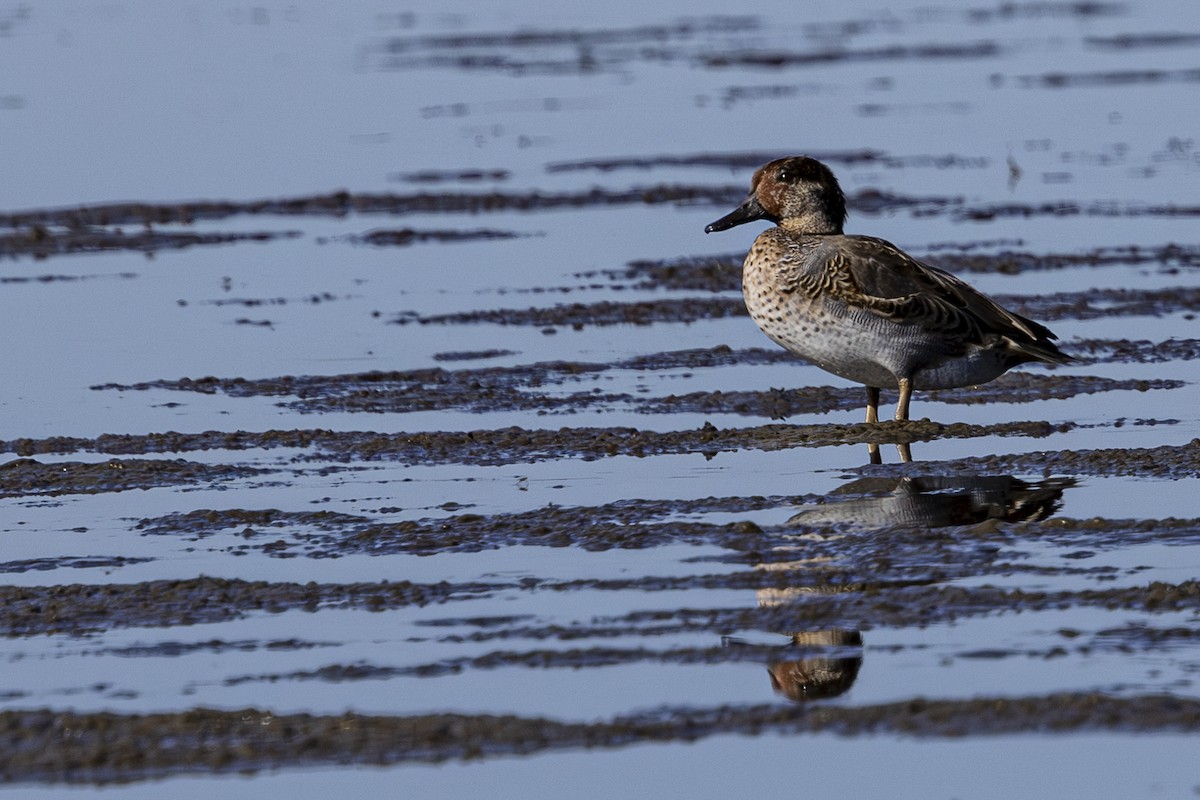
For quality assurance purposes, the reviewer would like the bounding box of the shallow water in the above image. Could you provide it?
[2,0,1199,795]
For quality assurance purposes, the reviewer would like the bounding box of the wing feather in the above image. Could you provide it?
[774,235,1068,362]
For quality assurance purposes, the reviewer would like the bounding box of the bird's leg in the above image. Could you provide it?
[865,386,881,464]
[894,377,912,422]
[894,377,913,462]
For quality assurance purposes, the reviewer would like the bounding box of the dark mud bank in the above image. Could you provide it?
[3,693,1198,785]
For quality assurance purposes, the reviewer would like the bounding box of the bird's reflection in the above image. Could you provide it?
[724,628,863,703]
[739,473,1073,703]
[867,439,911,464]
[766,629,864,703]
[785,474,1074,530]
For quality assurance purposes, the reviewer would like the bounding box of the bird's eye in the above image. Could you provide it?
[777,168,792,182]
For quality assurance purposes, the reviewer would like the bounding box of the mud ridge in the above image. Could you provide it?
[366,26,1006,75]
[703,41,1001,69]
[2,420,1073,467]
[432,348,519,362]
[605,243,1200,293]
[83,341,1188,418]
[135,494,1200,589]
[0,576,508,637]
[7,428,1196,474]
[1007,66,1200,89]
[344,227,528,246]
[373,18,761,54]
[607,580,1200,636]
[0,228,300,260]
[3,510,1195,637]
[0,458,264,498]
[546,150,989,173]
[97,638,337,658]
[0,555,153,574]
[394,296,749,328]
[651,375,1177,418]
[1084,32,1200,49]
[8,187,1198,243]
[1069,338,1200,364]
[96,358,1141,418]
[958,198,1200,221]
[390,168,510,183]
[223,641,795,686]
[0,272,138,285]
[920,439,1200,480]
[2,693,1196,784]
[229,612,1200,685]
[389,285,1200,329]
[0,186,745,230]
[423,575,1200,645]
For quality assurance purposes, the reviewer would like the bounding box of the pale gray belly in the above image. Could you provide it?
[745,294,1010,390]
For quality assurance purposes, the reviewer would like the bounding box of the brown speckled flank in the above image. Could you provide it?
[706,156,1071,439]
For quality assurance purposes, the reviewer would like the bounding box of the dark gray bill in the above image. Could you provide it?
[704,193,775,233]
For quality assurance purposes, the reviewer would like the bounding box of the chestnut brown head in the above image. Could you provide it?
[705,156,847,235]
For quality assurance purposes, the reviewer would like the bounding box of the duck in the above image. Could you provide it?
[705,156,1071,438]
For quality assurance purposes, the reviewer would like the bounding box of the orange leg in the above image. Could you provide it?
[895,378,913,462]
[894,377,912,421]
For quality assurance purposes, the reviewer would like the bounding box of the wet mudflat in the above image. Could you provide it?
[1,1,1199,797]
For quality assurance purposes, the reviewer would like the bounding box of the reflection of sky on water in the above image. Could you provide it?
[64,733,1197,800]
[1,1,1198,794]
[3,0,1198,209]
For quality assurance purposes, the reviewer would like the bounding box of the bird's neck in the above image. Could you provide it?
[778,212,843,236]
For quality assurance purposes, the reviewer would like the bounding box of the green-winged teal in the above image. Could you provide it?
[706,156,1071,429]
